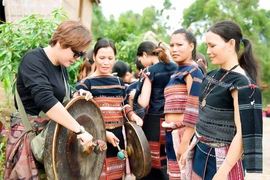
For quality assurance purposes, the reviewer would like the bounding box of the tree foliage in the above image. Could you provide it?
[0,2,172,102]
[3,0,268,106]
[0,9,68,104]
[91,2,172,69]
[182,0,270,106]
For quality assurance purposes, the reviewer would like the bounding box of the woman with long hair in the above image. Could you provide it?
[163,28,204,179]
[182,20,263,180]
[130,40,178,179]
[76,37,143,180]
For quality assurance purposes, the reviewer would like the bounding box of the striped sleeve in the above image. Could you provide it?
[76,77,91,91]
[182,68,203,127]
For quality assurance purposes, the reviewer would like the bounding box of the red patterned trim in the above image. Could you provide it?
[99,156,125,180]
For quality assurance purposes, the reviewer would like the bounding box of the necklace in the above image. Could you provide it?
[201,64,239,108]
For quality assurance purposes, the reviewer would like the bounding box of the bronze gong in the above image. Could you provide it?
[44,96,106,180]
[124,121,151,178]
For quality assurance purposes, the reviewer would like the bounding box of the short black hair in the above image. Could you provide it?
[112,60,128,78]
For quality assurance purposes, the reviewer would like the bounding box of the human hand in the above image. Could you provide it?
[82,139,107,154]
[162,121,176,128]
[179,150,188,168]
[106,131,119,147]
[161,121,184,129]
[177,140,189,161]
[77,131,93,148]
[131,113,143,127]
[76,89,93,101]
[92,140,107,153]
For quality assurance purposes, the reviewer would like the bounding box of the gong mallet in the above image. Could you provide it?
[82,140,107,154]
[115,142,126,160]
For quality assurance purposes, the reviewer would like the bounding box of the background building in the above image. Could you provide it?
[0,0,99,29]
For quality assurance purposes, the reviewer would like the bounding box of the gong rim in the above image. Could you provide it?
[44,96,106,180]
[125,121,151,178]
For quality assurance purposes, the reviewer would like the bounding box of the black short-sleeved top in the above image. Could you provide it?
[134,61,178,115]
[196,68,263,172]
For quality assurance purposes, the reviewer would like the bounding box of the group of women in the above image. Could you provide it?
[4,19,262,180]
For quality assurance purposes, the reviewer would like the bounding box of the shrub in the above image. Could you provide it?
[0,8,68,105]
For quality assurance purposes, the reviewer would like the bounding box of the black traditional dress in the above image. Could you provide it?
[164,63,203,179]
[186,69,263,180]
[135,61,178,180]
[76,74,132,180]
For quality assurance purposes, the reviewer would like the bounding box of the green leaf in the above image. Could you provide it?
[0,8,68,100]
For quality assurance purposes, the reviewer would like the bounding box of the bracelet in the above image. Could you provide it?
[127,110,135,120]
[74,125,85,135]
[225,158,233,167]
[126,110,133,116]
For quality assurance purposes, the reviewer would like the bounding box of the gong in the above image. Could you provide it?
[125,121,151,178]
[44,96,106,180]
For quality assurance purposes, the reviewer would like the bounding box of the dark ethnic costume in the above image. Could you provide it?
[164,63,203,180]
[4,47,69,180]
[125,81,146,119]
[134,61,178,180]
[76,75,132,180]
[185,68,263,180]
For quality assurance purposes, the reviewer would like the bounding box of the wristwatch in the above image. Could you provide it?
[74,125,85,135]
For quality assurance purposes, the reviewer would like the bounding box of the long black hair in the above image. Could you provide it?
[136,41,170,64]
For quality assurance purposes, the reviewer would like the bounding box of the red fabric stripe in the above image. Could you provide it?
[99,157,125,180]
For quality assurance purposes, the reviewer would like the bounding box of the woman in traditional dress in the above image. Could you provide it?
[76,37,143,180]
[4,20,94,180]
[126,57,146,119]
[130,40,178,179]
[182,20,263,180]
[162,28,204,179]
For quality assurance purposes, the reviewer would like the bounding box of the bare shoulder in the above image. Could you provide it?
[233,66,246,76]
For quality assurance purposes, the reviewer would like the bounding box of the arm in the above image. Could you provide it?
[123,104,143,126]
[19,52,93,147]
[213,89,243,179]
[137,77,151,108]
[177,74,196,159]
[48,79,94,146]
[128,94,134,109]
[47,105,93,147]
[117,77,143,127]
[46,102,81,133]
[125,82,137,109]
